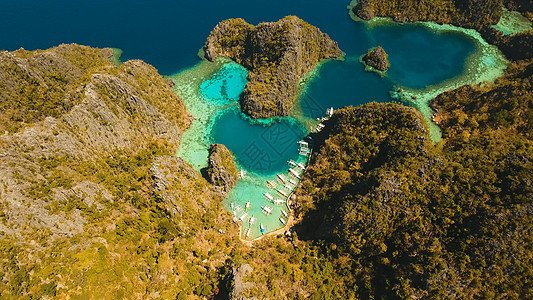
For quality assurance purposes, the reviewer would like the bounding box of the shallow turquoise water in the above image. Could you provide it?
[200,63,248,105]
[211,107,306,175]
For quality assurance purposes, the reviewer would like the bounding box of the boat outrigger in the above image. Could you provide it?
[267,180,277,188]
[262,205,273,215]
[277,174,287,184]
[264,193,274,201]
[273,199,286,205]
[260,224,265,235]
[289,168,301,179]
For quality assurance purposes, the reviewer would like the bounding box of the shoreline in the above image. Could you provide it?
[360,17,509,143]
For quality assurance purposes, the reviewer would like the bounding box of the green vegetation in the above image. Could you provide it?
[1,9,532,296]
[291,59,532,297]
[353,0,502,30]
[0,45,111,133]
[204,16,342,119]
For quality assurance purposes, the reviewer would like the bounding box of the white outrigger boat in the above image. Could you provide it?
[277,189,288,197]
[239,170,247,178]
[277,173,288,184]
[273,199,286,205]
[280,217,286,225]
[233,205,243,216]
[298,140,309,147]
[245,201,251,210]
[262,205,273,215]
[267,180,277,189]
[264,193,274,201]
[281,209,288,218]
[297,162,306,170]
[249,216,256,225]
[260,224,265,235]
[288,160,297,167]
[289,179,297,185]
[239,212,248,222]
[289,168,301,179]
[245,227,252,237]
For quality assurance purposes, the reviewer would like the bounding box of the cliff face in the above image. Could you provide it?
[204,16,343,119]
[0,44,189,236]
[0,44,244,298]
[207,144,238,194]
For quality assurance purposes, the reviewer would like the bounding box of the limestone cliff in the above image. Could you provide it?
[204,16,343,119]
[207,144,238,194]
[0,44,190,236]
[0,44,244,298]
[362,46,390,72]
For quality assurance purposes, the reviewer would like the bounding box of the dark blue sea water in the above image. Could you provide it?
[370,24,476,89]
[0,0,369,75]
[300,58,395,119]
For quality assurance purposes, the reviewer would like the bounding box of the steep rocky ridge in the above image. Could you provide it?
[204,16,343,119]
[0,44,243,298]
[0,44,189,236]
[207,144,238,194]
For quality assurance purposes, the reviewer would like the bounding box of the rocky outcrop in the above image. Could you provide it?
[362,46,390,72]
[0,44,189,236]
[207,144,238,193]
[353,0,503,30]
[229,263,257,300]
[151,156,223,218]
[204,16,343,119]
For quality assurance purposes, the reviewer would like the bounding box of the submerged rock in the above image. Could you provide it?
[204,16,343,119]
[362,46,390,72]
[207,144,238,193]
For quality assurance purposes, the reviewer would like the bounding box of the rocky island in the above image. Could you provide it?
[204,16,343,119]
[362,46,390,73]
